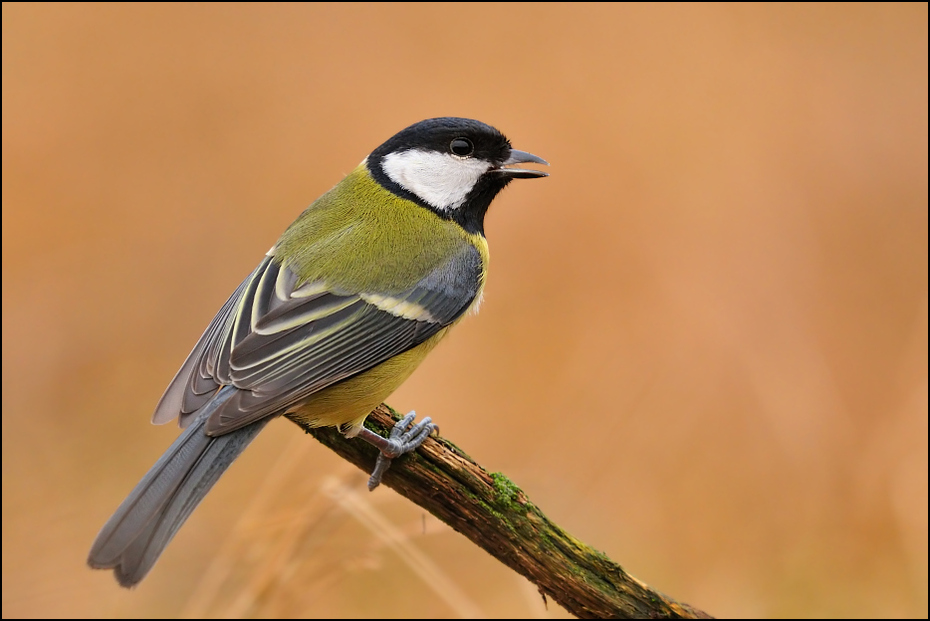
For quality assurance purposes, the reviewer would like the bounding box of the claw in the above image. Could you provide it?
[354,411,438,490]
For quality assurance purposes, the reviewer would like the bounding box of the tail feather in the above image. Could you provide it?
[88,387,270,587]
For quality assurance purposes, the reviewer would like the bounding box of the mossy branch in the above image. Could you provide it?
[295,404,713,620]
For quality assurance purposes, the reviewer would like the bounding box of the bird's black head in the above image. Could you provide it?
[367,117,547,236]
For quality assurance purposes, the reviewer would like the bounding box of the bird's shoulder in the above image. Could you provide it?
[275,164,487,296]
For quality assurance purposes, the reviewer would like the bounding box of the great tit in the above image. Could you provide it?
[87,117,548,587]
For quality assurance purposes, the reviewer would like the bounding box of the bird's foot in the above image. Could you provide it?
[355,411,437,491]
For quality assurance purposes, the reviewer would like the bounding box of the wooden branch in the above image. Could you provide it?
[295,404,713,619]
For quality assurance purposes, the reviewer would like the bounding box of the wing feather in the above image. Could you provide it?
[153,244,482,435]
[152,274,252,425]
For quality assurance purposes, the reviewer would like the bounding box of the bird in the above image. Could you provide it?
[87,117,548,587]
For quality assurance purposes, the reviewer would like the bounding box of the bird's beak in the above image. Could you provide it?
[494,149,549,178]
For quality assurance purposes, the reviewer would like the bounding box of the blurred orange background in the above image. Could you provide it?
[2,3,927,618]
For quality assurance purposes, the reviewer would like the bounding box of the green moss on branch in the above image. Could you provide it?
[296,404,713,620]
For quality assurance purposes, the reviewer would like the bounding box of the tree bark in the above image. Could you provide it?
[295,404,713,619]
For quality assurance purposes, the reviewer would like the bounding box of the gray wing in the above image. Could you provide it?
[152,247,482,435]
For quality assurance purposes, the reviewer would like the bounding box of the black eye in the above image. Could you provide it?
[450,137,474,156]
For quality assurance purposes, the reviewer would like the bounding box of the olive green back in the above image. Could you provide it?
[275,164,488,295]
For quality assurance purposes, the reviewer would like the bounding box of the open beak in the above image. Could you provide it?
[494,149,549,178]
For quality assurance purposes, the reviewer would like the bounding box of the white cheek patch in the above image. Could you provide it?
[380,149,492,211]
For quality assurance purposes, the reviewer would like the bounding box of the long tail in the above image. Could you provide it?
[87,387,270,587]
